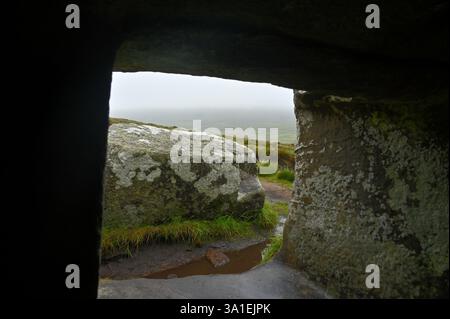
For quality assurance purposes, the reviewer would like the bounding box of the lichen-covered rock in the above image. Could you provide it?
[283,91,449,298]
[103,123,265,228]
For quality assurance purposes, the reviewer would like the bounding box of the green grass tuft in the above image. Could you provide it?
[276,169,295,182]
[255,201,279,229]
[101,202,281,259]
[101,210,280,259]
[261,235,283,263]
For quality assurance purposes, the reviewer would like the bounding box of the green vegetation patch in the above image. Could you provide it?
[254,201,279,229]
[101,201,280,259]
[261,235,283,263]
[102,216,253,258]
[276,169,295,182]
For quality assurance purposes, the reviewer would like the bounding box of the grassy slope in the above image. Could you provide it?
[102,201,281,258]
[109,117,177,129]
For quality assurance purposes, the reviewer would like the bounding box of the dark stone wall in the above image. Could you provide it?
[6,2,120,298]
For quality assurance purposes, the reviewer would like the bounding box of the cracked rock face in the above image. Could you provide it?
[103,123,265,228]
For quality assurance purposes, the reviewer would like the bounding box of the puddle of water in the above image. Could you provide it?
[145,241,268,279]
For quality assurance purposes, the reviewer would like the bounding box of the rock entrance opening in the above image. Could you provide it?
[100,72,295,283]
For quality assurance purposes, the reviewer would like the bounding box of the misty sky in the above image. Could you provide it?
[110,72,293,110]
[109,72,297,143]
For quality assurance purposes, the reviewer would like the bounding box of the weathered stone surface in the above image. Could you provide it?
[103,123,265,228]
[283,91,449,298]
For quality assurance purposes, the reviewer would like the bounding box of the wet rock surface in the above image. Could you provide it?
[98,260,330,299]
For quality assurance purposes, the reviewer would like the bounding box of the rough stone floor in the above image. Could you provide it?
[98,259,330,299]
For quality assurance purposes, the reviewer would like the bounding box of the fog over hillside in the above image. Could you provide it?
[109,72,296,144]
